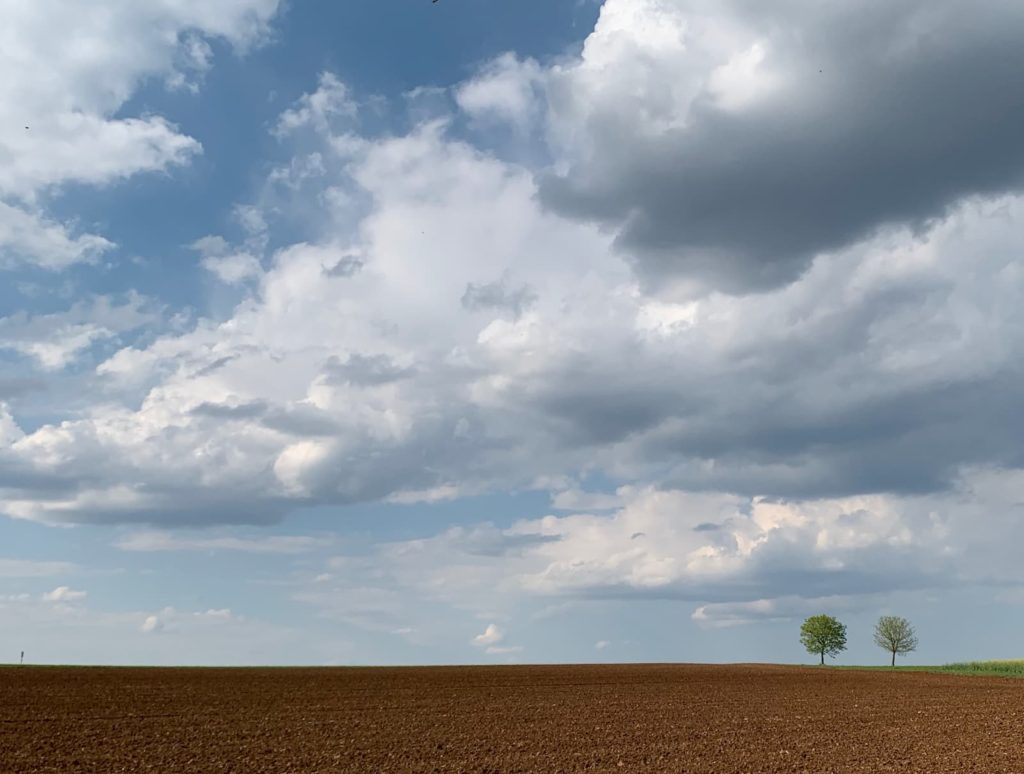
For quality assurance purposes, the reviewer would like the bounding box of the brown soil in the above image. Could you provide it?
[1,664,1022,772]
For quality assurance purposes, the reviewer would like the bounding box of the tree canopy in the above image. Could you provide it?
[874,616,918,666]
[800,615,848,665]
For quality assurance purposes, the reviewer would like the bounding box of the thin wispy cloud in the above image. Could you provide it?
[116,532,324,555]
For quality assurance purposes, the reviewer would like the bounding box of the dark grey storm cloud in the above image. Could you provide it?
[444,524,561,557]
[320,353,416,386]
[190,400,268,421]
[190,399,341,436]
[482,214,1024,499]
[461,277,537,319]
[693,523,720,533]
[652,369,1024,498]
[541,0,1024,292]
[323,254,364,278]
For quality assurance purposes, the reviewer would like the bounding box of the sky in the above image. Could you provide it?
[3,0,1024,667]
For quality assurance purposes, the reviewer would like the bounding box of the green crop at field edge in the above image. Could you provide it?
[932,660,1024,677]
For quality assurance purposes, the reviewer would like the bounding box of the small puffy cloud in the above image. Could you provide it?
[200,254,263,284]
[191,234,262,284]
[456,53,543,130]
[472,623,504,647]
[197,608,234,620]
[165,33,214,93]
[595,640,610,650]
[42,586,86,603]
[274,72,356,137]
[234,204,270,249]
[140,606,235,635]
[190,235,231,256]
[9,326,107,371]
[0,202,112,270]
[0,293,158,371]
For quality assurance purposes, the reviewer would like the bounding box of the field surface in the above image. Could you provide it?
[3,663,1023,772]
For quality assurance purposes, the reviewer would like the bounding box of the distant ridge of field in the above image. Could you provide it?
[937,660,1024,677]
[837,660,1024,677]
[901,660,1024,677]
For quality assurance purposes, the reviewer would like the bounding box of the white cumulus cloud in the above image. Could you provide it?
[0,0,282,269]
[472,623,504,647]
[43,586,87,603]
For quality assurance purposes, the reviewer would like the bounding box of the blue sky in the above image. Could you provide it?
[4,0,1024,666]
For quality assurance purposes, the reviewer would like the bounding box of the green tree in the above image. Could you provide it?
[800,615,847,665]
[874,616,918,667]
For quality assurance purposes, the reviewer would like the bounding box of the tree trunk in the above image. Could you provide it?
[820,650,824,666]
[891,650,896,667]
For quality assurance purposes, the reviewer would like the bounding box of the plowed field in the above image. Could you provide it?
[2,664,1022,772]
